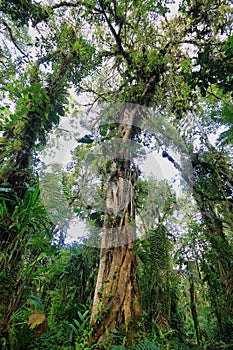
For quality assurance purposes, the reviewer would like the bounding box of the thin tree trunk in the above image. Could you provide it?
[189,274,200,345]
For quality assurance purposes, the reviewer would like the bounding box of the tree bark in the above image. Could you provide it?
[188,261,201,346]
[89,106,142,347]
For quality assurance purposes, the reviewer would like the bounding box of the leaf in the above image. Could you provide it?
[28,310,46,330]
[128,221,136,228]
[78,134,94,144]
[28,295,44,311]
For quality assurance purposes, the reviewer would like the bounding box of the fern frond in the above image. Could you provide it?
[135,341,160,350]
[155,312,170,331]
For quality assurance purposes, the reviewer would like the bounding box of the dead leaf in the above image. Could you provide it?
[28,310,47,336]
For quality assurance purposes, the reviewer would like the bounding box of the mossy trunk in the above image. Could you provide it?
[188,272,200,344]
[89,108,142,347]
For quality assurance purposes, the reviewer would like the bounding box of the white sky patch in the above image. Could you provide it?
[167,1,179,19]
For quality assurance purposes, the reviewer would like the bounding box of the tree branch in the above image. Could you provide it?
[51,1,81,10]
[98,0,132,66]
[51,0,100,13]
[1,21,28,59]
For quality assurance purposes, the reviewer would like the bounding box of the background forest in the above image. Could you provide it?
[0,0,232,349]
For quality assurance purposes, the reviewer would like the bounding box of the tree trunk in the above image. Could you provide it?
[89,107,142,347]
[176,149,233,339]
[188,262,201,345]
[89,243,141,347]
[88,65,161,346]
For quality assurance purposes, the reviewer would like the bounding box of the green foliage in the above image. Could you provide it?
[3,242,98,349]
[134,341,160,350]
[191,36,233,96]
[1,0,233,349]
[0,0,50,26]
[0,183,56,346]
[28,295,44,312]
[107,340,160,349]
[217,103,233,146]
[71,310,92,349]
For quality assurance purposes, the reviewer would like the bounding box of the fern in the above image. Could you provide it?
[135,341,160,350]
[109,341,160,350]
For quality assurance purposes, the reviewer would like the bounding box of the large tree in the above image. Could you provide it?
[1,0,232,348]
[76,0,232,346]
